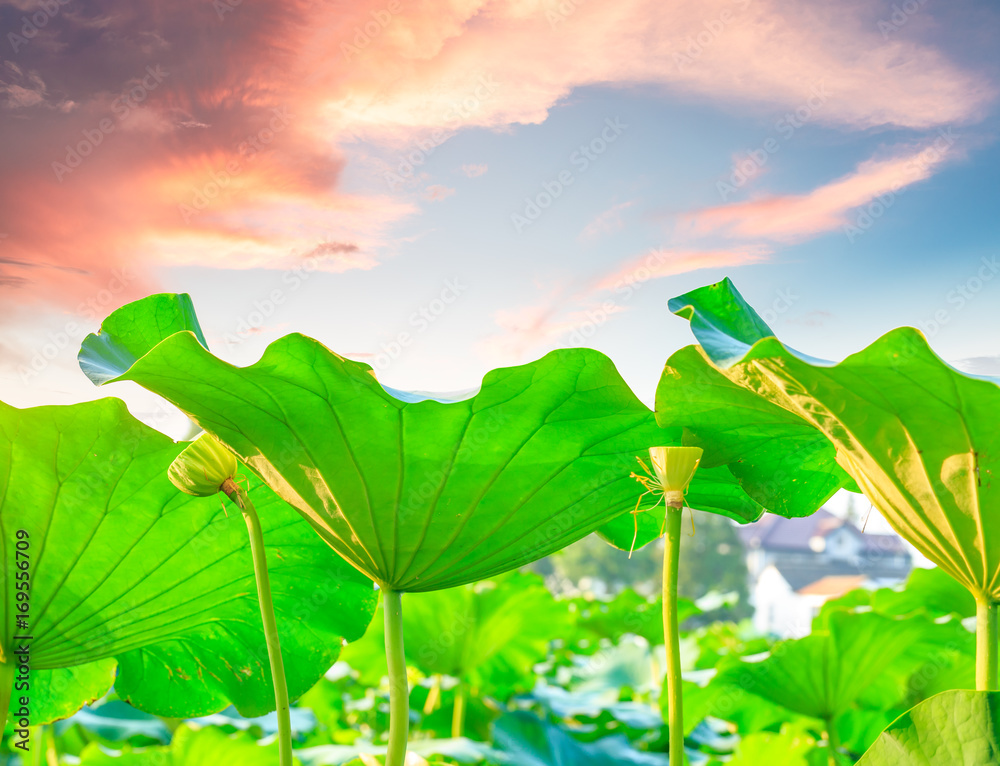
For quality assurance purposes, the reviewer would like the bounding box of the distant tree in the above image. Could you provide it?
[530,510,751,624]
[677,511,751,624]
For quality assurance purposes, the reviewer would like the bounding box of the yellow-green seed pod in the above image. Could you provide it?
[649,446,703,506]
[168,433,238,497]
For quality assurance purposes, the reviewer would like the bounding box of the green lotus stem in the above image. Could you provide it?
[30,727,42,766]
[452,680,466,739]
[383,588,409,766]
[0,661,13,736]
[45,724,59,766]
[222,480,293,766]
[976,598,999,691]
[825,716,840,766]
[663,504,685,766]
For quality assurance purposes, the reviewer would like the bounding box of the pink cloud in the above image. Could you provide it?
[322,0,992,140]
[594,245,773,292]
[683,137,959,242]
[425,184,456,201]
[480,243,769,363]
[0,0,991,314]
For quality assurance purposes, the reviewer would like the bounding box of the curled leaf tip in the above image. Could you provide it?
[168,433,238,497]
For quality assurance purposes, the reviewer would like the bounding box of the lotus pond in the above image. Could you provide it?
[2,279,998,765]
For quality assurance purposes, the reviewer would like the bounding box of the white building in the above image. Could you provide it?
[739,509,912,637]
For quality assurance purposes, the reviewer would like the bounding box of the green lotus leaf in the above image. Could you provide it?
[0,397,376,723]
[77,722,298,766]
[656,319,856,520]
[13,661,117,729]
[857,690,1000,765]
[713,723,823,766]
[714,611,940,723]
[295,737,494,765]
[823,567,977,621]
[570,588,700,650]
[341,572,568,697]
[492,709,668,765]
[664,277,1000,602]
[78,293,764,590]
[680,670,800,736]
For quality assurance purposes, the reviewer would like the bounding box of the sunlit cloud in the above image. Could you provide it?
[0,0,991,316]
[682,137,960,242]
[480,244,771,363]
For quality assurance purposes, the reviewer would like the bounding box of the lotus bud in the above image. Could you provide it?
[649,446,703,507]
[168,433,238,497]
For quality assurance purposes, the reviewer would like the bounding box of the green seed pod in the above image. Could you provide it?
[649,446,703,506]
[168,433,238,497]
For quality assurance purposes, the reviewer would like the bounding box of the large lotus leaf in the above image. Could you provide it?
[79,293,764,590]
[680,672,798,736]
[711,723,824,766]
[296,737,494,765]
[665,278,1000,600]
[655,287,857,518]
[715,611,937,722]
[857,690,1000,765]
[823,567,977,621]
[15,662,117,729]
[492,709,669,765]
[0,398,376,720]
[77,723,297,766]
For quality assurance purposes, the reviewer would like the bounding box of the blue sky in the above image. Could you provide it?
[1,0,999,448]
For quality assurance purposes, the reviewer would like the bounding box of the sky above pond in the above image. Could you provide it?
[2,0,999,444]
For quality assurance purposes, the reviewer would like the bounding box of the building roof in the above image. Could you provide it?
[796,574,869,597]
[765,559,909,591]
[738,508,907,555]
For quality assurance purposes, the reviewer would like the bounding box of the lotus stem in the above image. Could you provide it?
[825,715,840,766]
[45,725,59,766]
[663,503,685,766]
[452,680,466,739]
[976,598,999,691]
[383,588,410,766]
[222,480,293,766]
[0,661,14,737]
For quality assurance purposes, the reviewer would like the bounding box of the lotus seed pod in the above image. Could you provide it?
[168,432,238,497]
[649,446,703,505]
